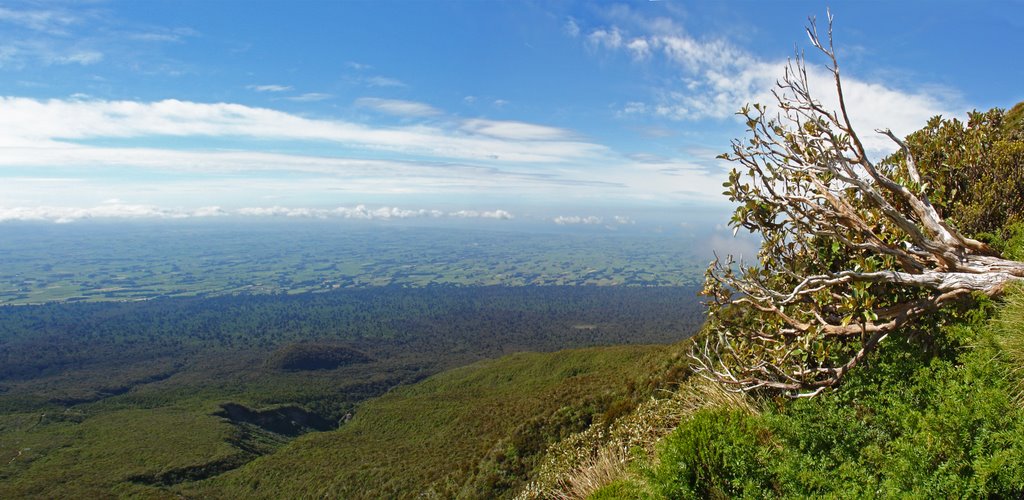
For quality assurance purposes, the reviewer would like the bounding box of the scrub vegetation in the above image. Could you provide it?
[526,21,1024,499]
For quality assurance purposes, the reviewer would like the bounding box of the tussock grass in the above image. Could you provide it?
[991,283,1024,405]
[520,376,759,499]
[545,445,631,500]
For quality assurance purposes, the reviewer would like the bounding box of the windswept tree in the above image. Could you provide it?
[692,13,1024,397]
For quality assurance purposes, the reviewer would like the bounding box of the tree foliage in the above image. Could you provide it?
[891,103,1024,239]
[692,13,1024,397]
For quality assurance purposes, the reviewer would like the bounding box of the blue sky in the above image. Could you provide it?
[0,0,1021,227]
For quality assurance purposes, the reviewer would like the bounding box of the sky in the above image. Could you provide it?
[0,0,1022,228]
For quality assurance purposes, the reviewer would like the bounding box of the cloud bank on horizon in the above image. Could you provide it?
[0,202,515,224]
[0,1,1015,225]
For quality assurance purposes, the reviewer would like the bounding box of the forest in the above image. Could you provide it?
[0,285,703,497]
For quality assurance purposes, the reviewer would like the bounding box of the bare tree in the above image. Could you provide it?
[692,12,1024,397]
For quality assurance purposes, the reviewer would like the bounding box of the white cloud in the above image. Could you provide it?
[0,96,605,164]
[236,205,444,219]
[0,204,514,224]
[191,206,230,217]
[564,18,581,38]
[449,209,513,220]
[247,84,293,92]
[53,50,103,65]
[613,215,635,224]
[586,28,623,50]
[626,38,651,60]
[285,92,332,102]
[584,13,963,156]
[127,27,199,43]
[343,63,406,89]
[0,41,105,68]
[0,7,78,34]
[460,119,572,141]
[553,215,603,225]
[622,101,647,115]
[355,97,441,117]
[0,204,225,224]
[0,94,729,208]
[366,76,405,88]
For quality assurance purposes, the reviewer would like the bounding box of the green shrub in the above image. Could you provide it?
[899,103,1024,238]
[627,287,1024,498]
[647,408,774,499]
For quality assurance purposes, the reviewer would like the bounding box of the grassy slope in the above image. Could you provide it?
[0,287,699,498]
[0,406,238,498]
[596,287,1024,498]
[186,344,678,499]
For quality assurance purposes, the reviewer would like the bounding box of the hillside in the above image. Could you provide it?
[0,286,698,498]
[0,342,687,498]
[517,98,1024,497]
[542,284,1024,498]
[183,344,686,498]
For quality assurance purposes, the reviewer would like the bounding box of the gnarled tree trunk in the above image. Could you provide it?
[692,12,1024,397]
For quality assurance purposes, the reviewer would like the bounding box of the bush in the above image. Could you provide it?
[625,286,1024,498]
[900,103,1024,238]
[647,408,774,499]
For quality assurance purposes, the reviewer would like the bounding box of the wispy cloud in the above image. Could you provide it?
[284,92,332,102]
[364,76,406,88]
[581,7,963,154]
[0,203,516,224]
[0,6,79,34]
[0,41,104,68]
[0,203,224,224]
[586,27,624,51]
[0,96,605,164]
[449,209,513,220]
[126,27,199,43]
[549,214,635,227]
[52,50,103,65]
[460,119,573,141]
[247,84,293,92]
[553,215,603,225]
[355,97,441,117]
[343,65,408,88]
[0,94,730,209]
[0,6,116,69]
[563,17,581,38]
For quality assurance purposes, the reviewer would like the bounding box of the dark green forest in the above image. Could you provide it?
[0,285,702,497]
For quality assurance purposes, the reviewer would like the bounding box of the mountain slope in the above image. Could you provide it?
[185,344,683,499]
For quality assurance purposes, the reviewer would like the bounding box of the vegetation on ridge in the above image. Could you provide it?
[695,15,1024,396]
[586,284,1024,498]
[526,17,1024,499]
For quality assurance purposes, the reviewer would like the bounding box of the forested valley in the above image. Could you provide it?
[0,285,703,497]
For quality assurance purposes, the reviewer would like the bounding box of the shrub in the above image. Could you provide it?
[647,408,774,499]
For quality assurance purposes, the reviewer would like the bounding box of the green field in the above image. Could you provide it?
[0,222,709,305]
